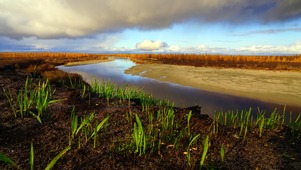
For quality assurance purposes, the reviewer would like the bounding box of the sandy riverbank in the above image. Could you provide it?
[125,63,301,107]
[64,57,115,66]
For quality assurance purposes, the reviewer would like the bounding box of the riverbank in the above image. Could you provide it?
[0,55,300,169]
[64,57,115,66]
[125,63,301,107]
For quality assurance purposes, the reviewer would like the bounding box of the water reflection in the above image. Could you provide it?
[57,58,301,118]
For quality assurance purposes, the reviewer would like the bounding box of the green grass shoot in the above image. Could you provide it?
[45,146,71,170]
[30,143,34,170]
[200,135,209,168]
[0,153,17,167]
[220,144,225,162]
[187,134,200,166]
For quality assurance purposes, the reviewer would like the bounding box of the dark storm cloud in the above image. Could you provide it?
[0,0,300,39]
[265,0,301,21]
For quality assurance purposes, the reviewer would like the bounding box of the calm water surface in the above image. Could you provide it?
[57,58,301,118]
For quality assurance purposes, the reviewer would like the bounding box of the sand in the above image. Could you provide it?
[125,63,301,107]
[64,57,115,66]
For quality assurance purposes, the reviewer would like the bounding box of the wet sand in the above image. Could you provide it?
[64,57,115,66]
[125,63,301,107]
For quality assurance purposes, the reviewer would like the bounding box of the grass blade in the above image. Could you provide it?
[45,146,71,170]
[200,135,209,168]
[220,144,225,162]
[76,113,94,134]
[90,116,110,138]
[0,153,17,166]
[30,143,34,170]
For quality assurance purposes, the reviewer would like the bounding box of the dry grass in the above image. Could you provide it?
[0,52,107,59]
[119,53,301,63]
[1,52,301,71]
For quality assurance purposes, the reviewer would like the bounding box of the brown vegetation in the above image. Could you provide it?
[1,52,301,71]
[121,53,301,63]
[0,52,108,66]
[119,53,301,71]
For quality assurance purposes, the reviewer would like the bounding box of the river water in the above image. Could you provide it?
[57,58,301,118]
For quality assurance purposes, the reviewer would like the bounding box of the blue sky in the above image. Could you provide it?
[1,0,301,55]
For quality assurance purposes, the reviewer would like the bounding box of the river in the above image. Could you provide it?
[57,58,301,118]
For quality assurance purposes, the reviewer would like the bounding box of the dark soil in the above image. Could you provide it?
[0,56,300,170]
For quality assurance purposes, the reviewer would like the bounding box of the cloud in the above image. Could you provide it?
[136,40,168,51]
[232,27,301,36]
[0,0,301,39]
[164,42,301,55]
[0,34,122,52]
[238,42,301,55]
[2,33,300,55]
[265,1,301,21]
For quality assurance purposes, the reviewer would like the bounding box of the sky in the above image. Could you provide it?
[0,0,301,55]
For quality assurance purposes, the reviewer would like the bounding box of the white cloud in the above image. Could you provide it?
[238,42,301,55]
[136,40,168,51]
[163,41,301,55]
[0,0,300,39]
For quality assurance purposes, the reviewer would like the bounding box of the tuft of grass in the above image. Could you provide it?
[90,116,110,139]
[1,144,70,170]
[2,88,17,117]
[132,114,147,156]
[211,107,301,140]
[259,117,265,137]
[69,108,109,148]
[288,113,301,138]
[34,80,61,123]
[90,80,158,105]
[3,77,60,123]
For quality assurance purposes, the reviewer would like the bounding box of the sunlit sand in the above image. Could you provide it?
[125,63,301,106]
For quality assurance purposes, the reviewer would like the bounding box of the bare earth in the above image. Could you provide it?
[125,63,301,107]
